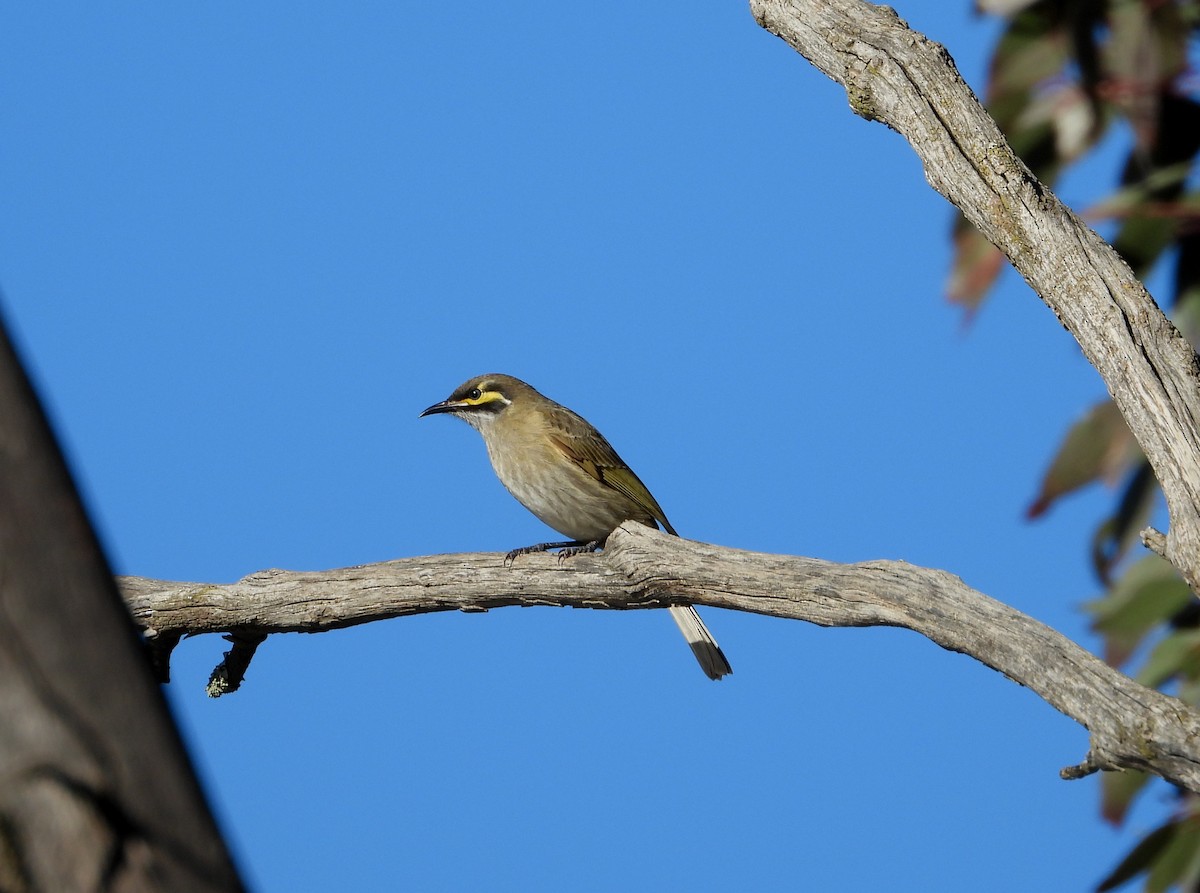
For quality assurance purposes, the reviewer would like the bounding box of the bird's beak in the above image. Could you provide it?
[419,399,461,418]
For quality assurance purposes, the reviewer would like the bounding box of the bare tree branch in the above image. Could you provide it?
[120,523,1200,795]
[206,633,267,698]
[747,0,1200,594]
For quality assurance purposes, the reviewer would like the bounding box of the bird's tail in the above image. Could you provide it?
[668,605,732,680]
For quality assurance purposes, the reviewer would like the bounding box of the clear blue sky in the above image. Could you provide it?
[0,3,1155,890]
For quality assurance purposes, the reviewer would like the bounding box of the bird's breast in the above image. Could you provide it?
[481,426,649,543]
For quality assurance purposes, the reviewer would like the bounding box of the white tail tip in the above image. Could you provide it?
[668,605,732,680]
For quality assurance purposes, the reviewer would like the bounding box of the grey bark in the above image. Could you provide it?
[120,522,1200,795]
[747,0,1200,595]
[15,5,1200,883]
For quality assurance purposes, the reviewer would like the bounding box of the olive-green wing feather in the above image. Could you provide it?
[544,405,677,535]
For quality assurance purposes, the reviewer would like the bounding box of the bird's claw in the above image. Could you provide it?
[556,541,600,561]
[503,542,553,566]
[503,540,601,566]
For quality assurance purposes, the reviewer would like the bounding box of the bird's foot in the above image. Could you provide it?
[505,540,571,566]
[504,540,599,566]
[555,541,601,561]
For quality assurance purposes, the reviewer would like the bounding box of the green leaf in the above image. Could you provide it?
[1091,462,1158,585]
[1171,257,1200,345]
[1085,555,1194,667]
[1148,817,1200,893]
[1027,400,1138,518]
[1100,769,1152,827]
[1086,163,1194,221]
[1112,211,1184,281]
[1103,1,1191,157]
[1178,674,1200,706]
[1136,629,1200,689]
[987,4,1070,107]
[974,0,1040,17]
[1097,821,1179,891]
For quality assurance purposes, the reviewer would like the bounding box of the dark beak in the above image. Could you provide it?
[419,400,460,418]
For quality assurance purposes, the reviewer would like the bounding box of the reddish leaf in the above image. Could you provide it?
[946,222,1005,310]
[957,4,1113,311]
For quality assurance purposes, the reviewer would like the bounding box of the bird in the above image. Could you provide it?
[420,373,731,680]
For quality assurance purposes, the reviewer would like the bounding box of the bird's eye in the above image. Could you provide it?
[468,388,482,401]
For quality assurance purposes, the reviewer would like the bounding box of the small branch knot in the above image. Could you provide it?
[1060,753,1102,781]
[1142,527,1169,559]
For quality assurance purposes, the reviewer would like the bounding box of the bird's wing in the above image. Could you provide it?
[545,407,677,536]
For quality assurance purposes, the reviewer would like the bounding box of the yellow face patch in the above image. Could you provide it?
[463,387,508,408]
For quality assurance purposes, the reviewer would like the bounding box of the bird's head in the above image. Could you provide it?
[419,374,533,431]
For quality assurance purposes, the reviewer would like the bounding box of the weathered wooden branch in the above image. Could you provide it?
[748,0,1200,594]
[120,522,1200,794]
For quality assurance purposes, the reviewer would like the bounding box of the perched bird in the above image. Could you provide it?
[420,373,731,680]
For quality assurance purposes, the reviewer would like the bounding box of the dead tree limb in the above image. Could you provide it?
[747,0,1200,595]
[119,522,1200,796]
